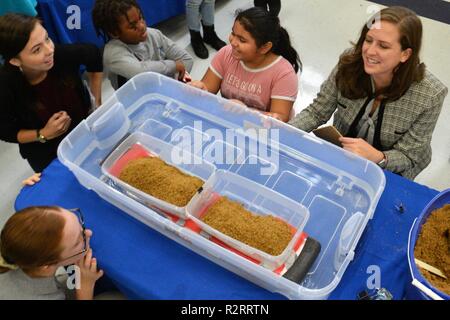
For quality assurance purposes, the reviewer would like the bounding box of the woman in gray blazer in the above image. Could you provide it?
[290,6,447,180]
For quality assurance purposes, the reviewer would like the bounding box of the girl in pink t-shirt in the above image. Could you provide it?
[190,7,301,122]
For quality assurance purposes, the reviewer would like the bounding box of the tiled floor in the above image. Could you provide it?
[1,0,449,230]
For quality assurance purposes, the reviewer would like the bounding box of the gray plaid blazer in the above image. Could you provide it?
[289,66,448,180]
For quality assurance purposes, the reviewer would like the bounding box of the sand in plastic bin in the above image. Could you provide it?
[119,157,203,207]
[414,204,450,296]
[201,197,293,256]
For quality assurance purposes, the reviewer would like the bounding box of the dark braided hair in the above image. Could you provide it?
[92,0,144,42]
[236,7,302,73]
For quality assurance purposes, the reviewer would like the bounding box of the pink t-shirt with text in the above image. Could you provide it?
[210,44,298,112]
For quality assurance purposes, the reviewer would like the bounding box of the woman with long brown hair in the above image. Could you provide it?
[289,6,447,180]
[0,13,103,173]
[0,206,103,299]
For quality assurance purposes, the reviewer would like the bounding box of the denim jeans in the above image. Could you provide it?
[186,0,215,31]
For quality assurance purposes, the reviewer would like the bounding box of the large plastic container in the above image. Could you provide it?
[187,170,309,270]
[58,72,386,299]
[407,189,450,300]
[101,132,215,218]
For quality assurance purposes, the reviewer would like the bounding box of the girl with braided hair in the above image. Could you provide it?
[92,0,193,89]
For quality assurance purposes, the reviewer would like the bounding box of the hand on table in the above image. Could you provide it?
[22,173,41,186]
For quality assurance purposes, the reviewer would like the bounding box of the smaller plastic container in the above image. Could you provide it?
[186,170,310,270]
[101,132,216,218]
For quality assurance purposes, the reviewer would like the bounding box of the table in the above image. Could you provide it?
[36,0,186,46]
[15,159,439,299]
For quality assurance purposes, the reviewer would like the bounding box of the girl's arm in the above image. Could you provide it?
[201,68,222,94]
[190,68,222,94]
[86,72,103,107]
[159,30,194,74]
[265,99,294,122]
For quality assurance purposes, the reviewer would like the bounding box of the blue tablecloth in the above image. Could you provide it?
[0,0,37,16]
[36,0,186,46]
[15,159,439,299]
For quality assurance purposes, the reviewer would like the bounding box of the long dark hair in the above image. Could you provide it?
[0,13,40,63]
[92,0,144,42]
[235,7,302,73]
[336,6,425,101]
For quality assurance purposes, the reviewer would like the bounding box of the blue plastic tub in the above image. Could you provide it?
[407,189,450,300]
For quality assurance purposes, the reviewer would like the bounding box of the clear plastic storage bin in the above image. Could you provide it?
[58,72,386,299]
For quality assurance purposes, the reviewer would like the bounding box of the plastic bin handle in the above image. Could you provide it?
[91,102,130,149]
[340,212,364,253]
[334,212,364,270]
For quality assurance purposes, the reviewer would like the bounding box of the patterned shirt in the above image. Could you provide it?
[210,45,298,112]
